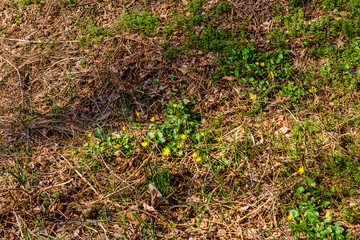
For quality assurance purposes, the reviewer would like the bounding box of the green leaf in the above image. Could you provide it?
[234,69,240,77]
[305,210,319,224]
[290,209,299,218]
[156,131,163,139]
[147,132,155,139]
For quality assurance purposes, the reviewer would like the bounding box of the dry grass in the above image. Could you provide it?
[1,0,360,239]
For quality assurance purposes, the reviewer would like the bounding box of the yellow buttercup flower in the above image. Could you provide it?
[122,126,126,131]
[115,144,120,148]
[87,133,92,138]
[325,212,332,220]
[196,157,201,162]
[255,62,259,65]
[77,148,82,152]
[200,132,205,137]
[181,134,187,140]
[260,62,265,67]
[173,104,177,108]
[217,137,223,142]
[162,148,171,156]
[141,141,148,147]
[71,151,76,155]
[287,215,293,220]
[297,166,305,175]
[150,117,155,122]
[192,152,198,158]
[269,71,274,79]
[177,143,183,148]
[136,112,140,118]
[309,86,317,93]
[250,94,257,101]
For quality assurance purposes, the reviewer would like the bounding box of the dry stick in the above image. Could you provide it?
[0,54,23,105]
[13,211,23,238]
[38,179,73,192]
[0,37,79,43]
[86,220,109,240]
[62,155,100,196]
[237,193,274,222]
[99,155,135,189]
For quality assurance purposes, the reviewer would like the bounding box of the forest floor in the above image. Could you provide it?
[1,0,360,239]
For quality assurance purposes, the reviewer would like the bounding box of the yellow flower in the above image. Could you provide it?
[217,137,223,142]
[111,136,116,140]
[269,71,274,79]
[181,134,187,140]
[87,133,92,138]
[177,143,183,148]
[71,151,76,155]
[122,126,126,131]
[325,212,332,220]
[150,117,155,122]
[287,215,293,220]
[260,62,265,67]
[162,148,171,156]
[255,62,259,65]
[100,147,104,152]
[300,220,303,223]
[250,94,257,101]
[136,112,140,118]
[200,132,205,137]
[196,157,201,162]
[96,141,100,145]
[297,166,305,175]
[173,104,177,108]
[309,86,317,93]
[141,141,148,147]
[192,152,198,158]
[77,148,82,152]
[115,144,120,148]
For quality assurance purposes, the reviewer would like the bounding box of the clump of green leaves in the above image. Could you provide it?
[146,100,201,156]
[14,0,43,8]
[76,127,137,170]
[145,162,171,196]
[218,48,304,102]
[211,1,232,15]
[119,9,159,37]
[75,18,113,46]
[289,185,352,239]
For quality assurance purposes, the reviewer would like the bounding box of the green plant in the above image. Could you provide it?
[119,9,159,37]
[288,186,351,239]
[211,1,232,15]
[8,157,34,189]
[145,162,171,196]
[146,100,201,156]
[76,18,113,46]
[15,0,43,8]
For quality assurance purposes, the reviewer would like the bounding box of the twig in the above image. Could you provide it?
[62,155,100,196]
[0,54,23,104]
[38,179,73,192]
[0,37,79,43]
[13,211,24,238]
[100,155,135,189]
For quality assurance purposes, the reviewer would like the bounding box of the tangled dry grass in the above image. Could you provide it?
[1,0,360,239]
